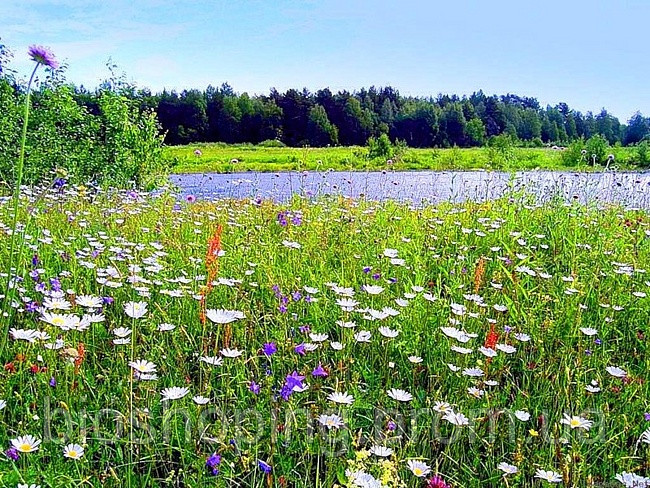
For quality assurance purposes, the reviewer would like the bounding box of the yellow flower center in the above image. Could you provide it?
[414,468,423,476]
[52,317,64,326]
[19,443,32,452]
[68,450,78,457]
[570,419,580,427]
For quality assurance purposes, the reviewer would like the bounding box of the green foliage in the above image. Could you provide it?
[306,104,338,146]
[531,137,544,147]
[636,140,649,166]
[465,117,486,146]
[585,134,610,165]
[165,143,642,173]
[258,138,286,148]
[0,78,167,188]
[0,80,20,189]
[45,78,648,150]
[561,139,589,167]
[98,90,167,188]
[26,85,101,183]
[367,133,393,160]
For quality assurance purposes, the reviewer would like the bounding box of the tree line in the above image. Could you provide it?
[95,84,649,149]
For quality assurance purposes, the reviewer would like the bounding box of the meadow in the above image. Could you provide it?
[0,184,649,488]
[164,143,644,174]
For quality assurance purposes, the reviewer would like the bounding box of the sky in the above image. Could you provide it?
[0,0,647,121]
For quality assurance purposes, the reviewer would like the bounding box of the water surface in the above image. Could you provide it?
[169,170,650,208]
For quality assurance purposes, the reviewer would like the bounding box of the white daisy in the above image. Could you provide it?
[354,331,372,342]
[318,414,344,429]
[161,387,190,401]
[369,445,393,457]
[63,443,84,460]
[363,285,384,295]
[200,356,223,366]
[406,459,431,477]
[442,411,469,426]
[560,413,593,430]
[128,359,157,374]
[497,462,518,475]
[579,327,598,336]
[206,309,244,324]
[11,434,41,453]
[534,469,562,483]
[327,391,354,405]
[606,366,627,378]
[123,301,148,319]
[462,367,484,377]
[220,348,243,358]
[378,326,399,338]
[387,388,413,402]
[192,395,210,405]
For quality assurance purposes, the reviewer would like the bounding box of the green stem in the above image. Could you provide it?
[1,63,40,358]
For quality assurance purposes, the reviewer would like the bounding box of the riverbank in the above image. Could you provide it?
[164,143,644,174]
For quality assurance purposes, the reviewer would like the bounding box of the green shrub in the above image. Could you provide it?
[531,137,544,148]
[0,78,167,188]
[585,134,610,165]
[367,133,393,160]
[561,140,587,167]
[258,139,286,148]
[98,90,167,188]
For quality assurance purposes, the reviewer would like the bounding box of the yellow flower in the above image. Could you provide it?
[529,429,539,437]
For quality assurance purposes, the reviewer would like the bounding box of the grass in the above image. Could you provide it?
[0,186,649,487]
[164,143,643,174]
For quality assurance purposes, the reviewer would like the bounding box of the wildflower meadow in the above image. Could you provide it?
[0,46,649,488]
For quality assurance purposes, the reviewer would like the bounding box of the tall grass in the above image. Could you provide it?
[0,185,648,487]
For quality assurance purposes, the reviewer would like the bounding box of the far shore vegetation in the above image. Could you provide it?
[165,138,648,174]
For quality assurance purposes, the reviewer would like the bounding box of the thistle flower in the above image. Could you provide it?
[427,475,451,488]
[28,45,59,69]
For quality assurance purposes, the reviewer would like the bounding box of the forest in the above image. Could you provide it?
[76,83,650,149]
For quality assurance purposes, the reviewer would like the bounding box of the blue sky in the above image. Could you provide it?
[1,0,647,120]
